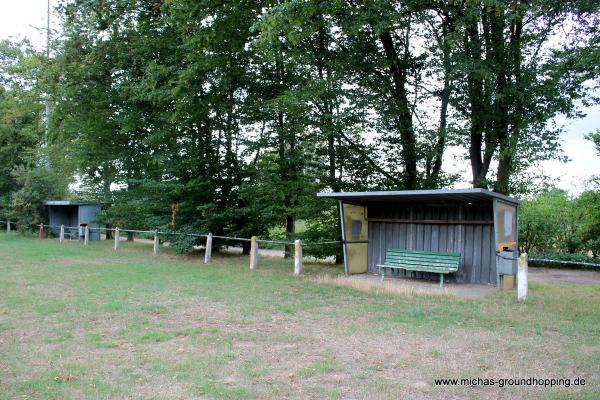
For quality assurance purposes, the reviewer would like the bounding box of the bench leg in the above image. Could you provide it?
[380,267,385,282]
[440,274,444,288]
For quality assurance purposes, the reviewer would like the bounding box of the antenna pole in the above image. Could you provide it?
[44,0,51,167]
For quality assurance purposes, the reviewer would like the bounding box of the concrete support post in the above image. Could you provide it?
[59,225,65,243]
[204,233,212,264]
[294,240,302,275]
[153,231,160,254]
[249,236,258,270]
[518,253,528,301]
[114,227,120,251]
[6,220,10,233]
[84,226,89,246]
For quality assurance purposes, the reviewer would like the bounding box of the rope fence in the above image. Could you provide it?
[529,257,600,270]
[0,220,353,275]
[3,220,599,272]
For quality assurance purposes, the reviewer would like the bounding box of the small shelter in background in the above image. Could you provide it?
[317,189,519,287]
[45,201,101,241]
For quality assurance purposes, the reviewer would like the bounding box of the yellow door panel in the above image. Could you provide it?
[343,203,368,274]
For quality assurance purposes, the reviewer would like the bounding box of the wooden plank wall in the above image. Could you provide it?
[366,203,496,284]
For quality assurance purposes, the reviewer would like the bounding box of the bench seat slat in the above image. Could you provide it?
[383,260,458,268]
[385,254,460,261]
[383,257,459,267]
[386,255,460,260]
[377,264,457,273]
[385,253,460,261]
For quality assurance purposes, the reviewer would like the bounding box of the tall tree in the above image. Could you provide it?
[0,39,47,218]
[449,0,599,193]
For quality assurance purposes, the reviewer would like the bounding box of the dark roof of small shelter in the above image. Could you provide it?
[317,188,519,205]
[45,200,101,206]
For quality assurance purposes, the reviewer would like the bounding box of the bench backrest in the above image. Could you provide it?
[384,248,460,271]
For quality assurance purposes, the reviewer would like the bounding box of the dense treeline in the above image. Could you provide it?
[520,184,600,262]
[0,1,598,255]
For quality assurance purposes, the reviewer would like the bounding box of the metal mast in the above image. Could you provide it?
[43,0,51,168]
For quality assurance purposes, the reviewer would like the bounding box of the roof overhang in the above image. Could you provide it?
[317,188,519,206]
[45,201,101,206]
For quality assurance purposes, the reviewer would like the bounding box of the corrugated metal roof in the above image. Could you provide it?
[316,188,519,205]
[45,200,101,206]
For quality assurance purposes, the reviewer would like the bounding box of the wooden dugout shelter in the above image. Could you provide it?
[317,189,519,286]
[45,201,102,241]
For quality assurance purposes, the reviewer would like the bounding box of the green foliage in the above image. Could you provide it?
[9,166,69,230]
[519,187,600,259]
[585,130,600,156]
[2,0,600,243]
[168,233,199,255]
[576,188,600,257]
[519,190,577,254]
[97,181,181,231]
[0,39,45,219]
[297,201,342,261]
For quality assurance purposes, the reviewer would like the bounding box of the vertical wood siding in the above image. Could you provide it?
[367,203,496,284]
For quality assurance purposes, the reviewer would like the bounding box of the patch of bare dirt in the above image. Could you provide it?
[315,273,497,299]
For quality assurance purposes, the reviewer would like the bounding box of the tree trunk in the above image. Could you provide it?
[465,18,487,188]
[429,19,453,186]
[242,241,250,255]
[488,6,510,194]
[285,215,295,258]
[315,24,340,193]
[378,29,417,189]
[495,3,524,195]
[102,173,112,240]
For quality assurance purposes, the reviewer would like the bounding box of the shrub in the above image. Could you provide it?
[9,166,69,231]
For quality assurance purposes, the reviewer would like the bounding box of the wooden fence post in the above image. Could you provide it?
[153,231,160,254]
[518,253,528,301]
[249,236,258,270]
[294,240,302,275]
[204,233,212,264]
[59,225,65,243]
[39,224,44,239]
[84,226,89,246]
[114,227,120,251]
[6,220,10,233]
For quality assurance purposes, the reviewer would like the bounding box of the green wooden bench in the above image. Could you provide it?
[377,249,460,288]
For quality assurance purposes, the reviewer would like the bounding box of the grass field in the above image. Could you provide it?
[0,233,599,399]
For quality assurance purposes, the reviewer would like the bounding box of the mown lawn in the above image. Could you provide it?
[0,233,598,399]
